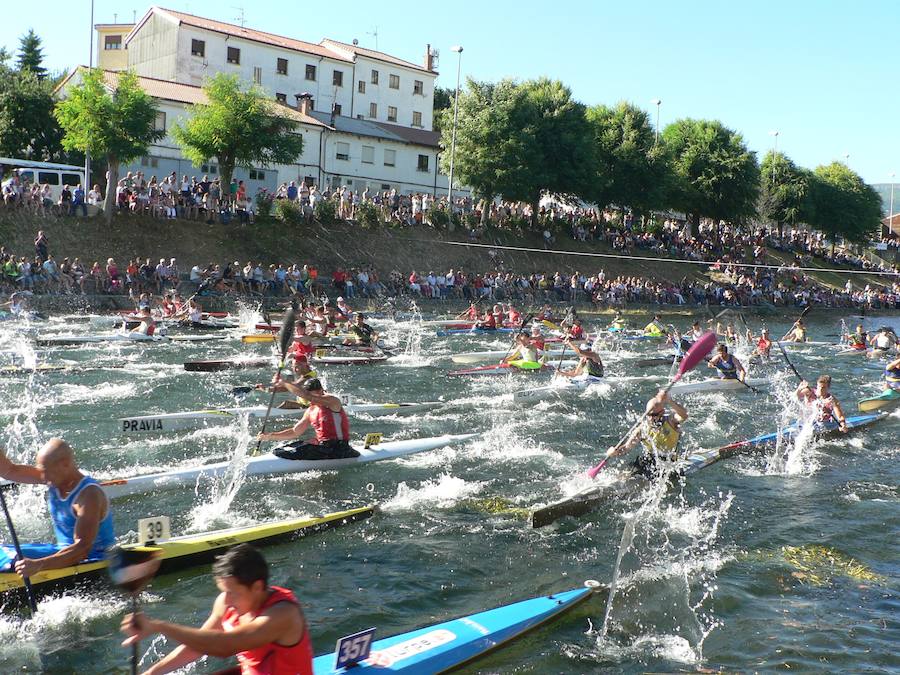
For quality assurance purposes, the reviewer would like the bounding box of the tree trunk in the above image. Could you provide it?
[103,156,119,226]
[531,196,540,230]
[221,161,234,205]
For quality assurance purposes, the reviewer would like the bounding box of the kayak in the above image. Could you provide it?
[117,310,231,319]
[242,334,353,344]
[858,388,900,412]
[450,349,567,365]
[36,333,226,346]
[623,333,666,341]
[119,402,444,433]
[511,375,604,402]
[667,377,769,395]
[0,506,374,605]
[636,357,676,367]
[312,581,602,674]
[530,414,885,528]
[836,346,869,357]
[436,328,516,337]
[310,355,389,366]
[447,361,573,377]
[101,434,475,499]
[777,340,834,348]
[0,364,124,376]
[184,358,272,372]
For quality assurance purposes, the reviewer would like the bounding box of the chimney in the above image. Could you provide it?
[424,44,433,71]
[294,92,313,115]
[330,101,338,127]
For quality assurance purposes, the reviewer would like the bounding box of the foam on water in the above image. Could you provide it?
[382,473,484,512]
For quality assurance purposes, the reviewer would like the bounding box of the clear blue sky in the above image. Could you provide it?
[3,1,898,185]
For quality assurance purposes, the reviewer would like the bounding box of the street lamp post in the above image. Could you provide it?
[769,130,779,184]
[651,99,661,145]
[890,172,896,237]
[85,0,94,191]
[447,45,464,212]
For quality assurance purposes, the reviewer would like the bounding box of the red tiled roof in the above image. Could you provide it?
[320,39,434,74]
[57,67,328,128]
[129,7,350,62]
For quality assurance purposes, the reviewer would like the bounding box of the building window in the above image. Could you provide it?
[387,106,397,122]
[381,183,390,190]
[358,80,365,94]
[333,103,342,116]
[413,80,423,95]
[335,142,350,161]
[200,164,218,174]
[253,67,262,84]
[277,58,288,75]
[305,64,317,81]
[417,154,430,172]
[191,39,205,57]
[227,47,240,65]
[384,149,396,167]
[104,35,122,50]
[154,111,166,131]
[361,145,374,164]
[275,92,287,103]
[412,111,422,127]
[369,102,377,118]
[249,169,266,180]
[332,70,343,87]
[371,69,379,85]
[140,157,159,168]
[389,74,399,89]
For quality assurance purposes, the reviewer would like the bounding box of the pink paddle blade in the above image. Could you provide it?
[675,331,717,381]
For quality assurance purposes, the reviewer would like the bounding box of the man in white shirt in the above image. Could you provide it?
[190,265,203,283]
[155,258,169,293]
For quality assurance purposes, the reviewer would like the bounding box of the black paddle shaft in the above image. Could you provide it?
[0,485,37,613]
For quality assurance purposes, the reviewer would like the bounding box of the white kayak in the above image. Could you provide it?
[668,377,770,395]
[310,355,389,365]
[100,433,475,499]
[511,375,604,402]
[36,333,225,346]
[119,401,445,433]
[777,340,834,348]
[451,349,568,365]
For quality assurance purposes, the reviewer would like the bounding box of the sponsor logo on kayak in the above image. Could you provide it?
[122,419,164,432]
[365,628,456,666]
[460,618,489,635]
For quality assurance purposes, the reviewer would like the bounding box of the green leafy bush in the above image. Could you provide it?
[274,199,303,224]
[356,201,381,229]
[314,198,337,224]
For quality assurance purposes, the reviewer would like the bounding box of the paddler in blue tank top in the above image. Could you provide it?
[884,356,900,390]
[0,438,115,578]
[706,343,746,381]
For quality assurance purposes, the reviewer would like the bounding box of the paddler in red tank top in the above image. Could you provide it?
[796,374,848,432]
[529,324,546,351]
[121,544,313,675]
[257,378,360,460]
[288,320,315,361]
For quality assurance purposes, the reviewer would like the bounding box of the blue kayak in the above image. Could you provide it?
[436,327,516,337]
[681,413,885,475]
[313,582,599,673]
[623,334,665,341]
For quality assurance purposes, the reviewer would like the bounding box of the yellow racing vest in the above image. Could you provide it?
[642,414,681,457]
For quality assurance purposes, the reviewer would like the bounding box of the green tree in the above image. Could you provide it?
[662,118,760,227]
[758,150,812,236]
[807,162,882,252]
[585,101,669,215]
[16,29,47,80]
[0,68,63,160]
[172,73,304,196]
[56,68,164,222]
[432,86,453,134]
[438,78,521,224]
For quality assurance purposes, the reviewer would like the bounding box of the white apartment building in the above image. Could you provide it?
[74,6,461,197]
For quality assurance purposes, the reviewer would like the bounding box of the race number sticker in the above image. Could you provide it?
[333,627,376,670]
[137,516,171,545]
[363,432,383,449]
[366,628,456,667]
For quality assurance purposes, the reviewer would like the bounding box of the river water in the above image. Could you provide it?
[0,309,897,673]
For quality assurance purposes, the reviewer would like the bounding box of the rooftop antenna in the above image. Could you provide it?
[232,6,246,28]
[132,9,136,23]
[113,12,118,23]
[367,26,379,51]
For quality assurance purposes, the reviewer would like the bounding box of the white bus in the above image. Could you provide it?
[0,157,86,203]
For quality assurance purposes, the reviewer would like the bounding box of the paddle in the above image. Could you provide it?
[781,305,812,341]
[500,313,534,363]
[251,307,297,456]
[777,339,804,382]
[587,331,717,479]
[0,483,37,614]
[110,545,162,675]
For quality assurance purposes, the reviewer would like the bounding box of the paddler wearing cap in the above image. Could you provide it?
[559,338,604,379]
[503,332,542,370]
[261,356,318,410]
[605,390,689,479]
[257,378,360,460]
